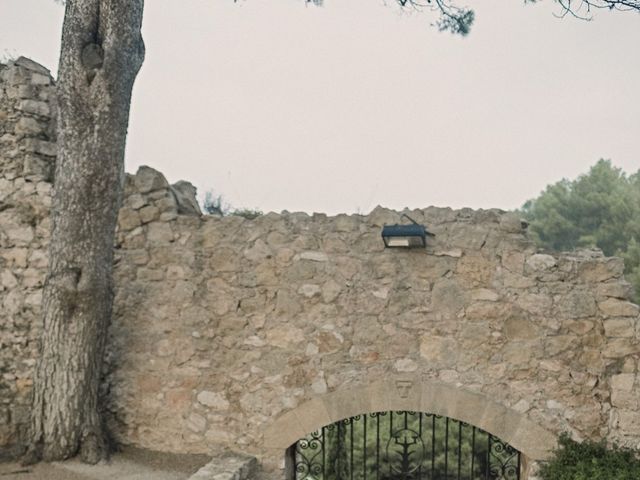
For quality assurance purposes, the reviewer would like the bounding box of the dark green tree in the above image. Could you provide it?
[521,160,640,300]
[326,422,349,480]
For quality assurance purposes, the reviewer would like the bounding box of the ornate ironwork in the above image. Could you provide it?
[488,436,520,480]
[292,411,521,480]
[387,428,424,477]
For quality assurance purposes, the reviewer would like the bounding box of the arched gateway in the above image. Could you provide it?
[264,378,556,479]
[291,411,522,479]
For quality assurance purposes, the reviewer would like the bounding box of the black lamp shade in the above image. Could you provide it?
[381,224,427,248]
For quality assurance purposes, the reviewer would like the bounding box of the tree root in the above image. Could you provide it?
[79,431,108,465]
[20,444,42,467]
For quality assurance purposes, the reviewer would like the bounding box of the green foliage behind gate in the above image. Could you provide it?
[294,411,520,480]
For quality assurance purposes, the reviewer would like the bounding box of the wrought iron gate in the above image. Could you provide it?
[292,411,520,480]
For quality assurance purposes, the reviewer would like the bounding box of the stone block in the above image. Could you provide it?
[428,247,462,260]
[544,335,577,356]
[139,205,160,224]
[504,316,538,340]
[14,117,43,135]
[17,99,50,117]
[420,335,459,368]
[125,193,147,210]
[147,222,174,244]
[244,239,273,262]
[17,84,35,98]
[118,207,141,231]
[611,373,635,392]
[526,254,556,271]
[508,419,557,461]
[611,389,640,410]
[197,390,230,411]
[171,180,201,215]
[603,318,636,338]
[393,358,418,373]
[388,377,422,411]
[478,401,523,447]
[265,325,305,349]
[333,214,359,232]
[431,278,468,315]
[5,224,34,246]
[293,397,332,435]
[296,251,328,262]
[165,388,192,410]
[323,387,371,424]
[264,410,306,449]
[22,154,52,181]
[186,412,207,433]
[321,279,342,303]
[456,254,494,286]
[23,138,56,156]
[499,212,528,233]
[155,195,178,214]
[366,206,401,227]
[14,57,50,75]
[449,389,490,427]
[598,298,639,317]
[602,338,640,358]
[471,288,499,301]
[2,248,28,268]
[617,410,640,436]
[29,73,50,86]
[136,267,164,281]
[579,257,625,282]
[597,281,633,300]
[421,382,458,418]
[501,251,525,273]
[367,380,392,413]
[449,224,489,250]
[565,319,595,335]
[159,211,178,222]
[553,290,597,318]
[1,64,27,85]
[134,165,169,193]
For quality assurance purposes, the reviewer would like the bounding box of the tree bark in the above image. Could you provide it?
[25,0,144,464]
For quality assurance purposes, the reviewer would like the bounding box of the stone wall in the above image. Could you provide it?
[1,58,640,477]
[106,172,640,470]
[0,57,56,459]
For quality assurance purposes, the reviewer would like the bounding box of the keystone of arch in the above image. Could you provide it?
[263,376,557,461]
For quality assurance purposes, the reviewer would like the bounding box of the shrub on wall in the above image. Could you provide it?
[539,434,640,480]
[202,190,262,219]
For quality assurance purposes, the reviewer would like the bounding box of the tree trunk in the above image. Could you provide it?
[25,0,144,464]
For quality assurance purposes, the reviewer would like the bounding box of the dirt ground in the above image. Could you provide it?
[0,447,210,480]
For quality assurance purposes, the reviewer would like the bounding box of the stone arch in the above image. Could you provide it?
[263,376,557,462]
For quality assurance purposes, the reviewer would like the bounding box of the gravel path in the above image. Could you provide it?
[0,447,210,480]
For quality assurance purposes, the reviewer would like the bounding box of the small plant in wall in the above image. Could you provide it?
[0,49,18,63]
[539,433,640,480]
[202,190,262,220]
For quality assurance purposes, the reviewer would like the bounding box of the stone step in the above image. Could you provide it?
[187,453,258,480]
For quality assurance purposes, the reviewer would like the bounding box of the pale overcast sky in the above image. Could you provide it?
[1,0,639,214]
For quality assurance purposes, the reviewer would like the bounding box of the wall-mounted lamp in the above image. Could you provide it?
[381,214,435,248]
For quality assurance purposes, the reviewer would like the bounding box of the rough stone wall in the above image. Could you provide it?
[1,58,640,475]
[0,58,56,459]
[0,58,202,459]
[107,171,640,467]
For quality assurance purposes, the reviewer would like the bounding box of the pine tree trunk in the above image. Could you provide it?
[25,0,144,464]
